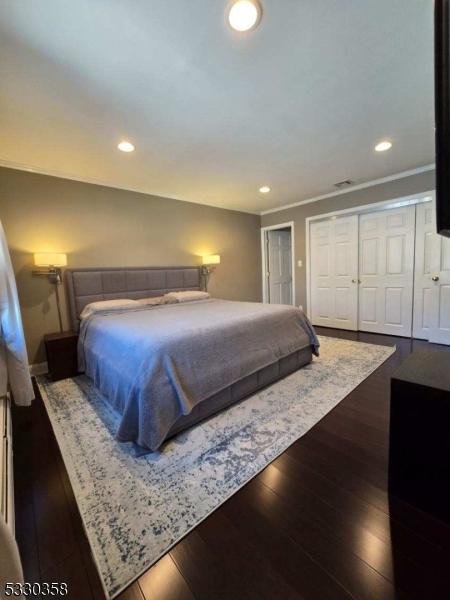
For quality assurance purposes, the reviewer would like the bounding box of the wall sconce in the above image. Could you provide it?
[33,253,67,332]
[201,254,220,292]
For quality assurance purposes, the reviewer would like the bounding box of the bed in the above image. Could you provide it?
[66,266,319,451]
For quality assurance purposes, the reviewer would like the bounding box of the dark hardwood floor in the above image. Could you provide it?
[12,328,450,600]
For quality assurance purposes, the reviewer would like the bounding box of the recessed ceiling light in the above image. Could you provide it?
[118,141,135,152]
[228,1,261,32]
[259,186,270,193]
[374,140,392,152]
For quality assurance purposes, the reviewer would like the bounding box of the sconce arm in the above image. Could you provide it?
[32,266,62,284]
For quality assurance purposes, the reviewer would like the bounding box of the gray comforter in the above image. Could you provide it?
[78,298,319,451]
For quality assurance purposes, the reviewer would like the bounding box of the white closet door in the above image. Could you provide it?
[310,215,358,330]
[268,230,292,305]
[413,201,450,344]
[413,202,440,339]
[429,232,450,345]
[358,206,415,336]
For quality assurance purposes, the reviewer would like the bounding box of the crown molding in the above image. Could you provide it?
[260,164,436,216]
[0,158,259,215]
[0,158,436,218]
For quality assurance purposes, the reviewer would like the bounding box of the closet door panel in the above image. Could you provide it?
[385,287,403,326]
[424,231,434,273]
[414,199,450,344]
[420,288,434,329]
[333,217,358,328]
[358,206,415,336]
[310,216,358,329]
[360,287,377,323]
[317,246,331,276]
[413,202,438,339]
[310,222,334,326]
[335,287,351,321]
[438,286,450,329]
[360,238,378,275]
[316,287,332,319]
[442,237,450,270]
[429,234,450,344]
[386,235,405,274]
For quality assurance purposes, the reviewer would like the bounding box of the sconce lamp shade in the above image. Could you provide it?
[202,254,221,265]
[34,252,67,267]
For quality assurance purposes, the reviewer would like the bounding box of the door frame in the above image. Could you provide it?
[305,190,434,319]
[261,221,296,305]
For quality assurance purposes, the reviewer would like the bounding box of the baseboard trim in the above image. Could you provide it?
[30,362,48,376]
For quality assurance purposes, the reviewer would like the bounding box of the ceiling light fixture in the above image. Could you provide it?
[118,141,135,152]
[228,0,262,32]
[374,140,392,152]
[259,186,270,193]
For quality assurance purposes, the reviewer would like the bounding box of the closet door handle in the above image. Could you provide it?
[351,279,357,283]
[432,275,440,282]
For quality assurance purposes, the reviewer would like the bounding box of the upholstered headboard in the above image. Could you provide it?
[65,266,201,330]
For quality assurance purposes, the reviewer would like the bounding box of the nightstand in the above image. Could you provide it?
[44,331,79,381]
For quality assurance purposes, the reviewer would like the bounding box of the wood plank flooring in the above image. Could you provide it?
[12,328,450,599]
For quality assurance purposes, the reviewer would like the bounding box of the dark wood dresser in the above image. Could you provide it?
[44,331,79,381]
[389,348,450,525]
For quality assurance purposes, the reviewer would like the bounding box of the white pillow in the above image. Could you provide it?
[136,296,165,306]
[164,291,210,304]
[80,299,138,320]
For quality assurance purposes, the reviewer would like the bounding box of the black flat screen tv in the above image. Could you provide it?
[435,0,450,237]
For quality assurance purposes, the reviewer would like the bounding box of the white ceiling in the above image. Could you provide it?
[0,0,435,214]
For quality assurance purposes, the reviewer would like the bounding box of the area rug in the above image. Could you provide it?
[38,336,395,598]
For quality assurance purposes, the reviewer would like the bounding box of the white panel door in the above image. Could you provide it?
[429,234,450,344]
[267,230,292,305]
[358,206,415,336]
[413,201,440,339]
[310,215,359,330]
[414,201,450,344]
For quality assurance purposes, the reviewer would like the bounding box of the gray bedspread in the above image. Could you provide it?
[78,298,319,451]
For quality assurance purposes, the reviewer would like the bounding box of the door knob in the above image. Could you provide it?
[432,275,440,282]
[351,279,357,283]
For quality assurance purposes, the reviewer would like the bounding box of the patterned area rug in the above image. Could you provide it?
[38,336,394,598]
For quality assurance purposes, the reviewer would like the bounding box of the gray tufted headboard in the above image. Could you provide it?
[65,266,202,330]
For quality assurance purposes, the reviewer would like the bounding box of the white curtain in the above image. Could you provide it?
[0,514,23,596]
[0,221,34,406]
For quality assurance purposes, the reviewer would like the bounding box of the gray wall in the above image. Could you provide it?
[261,169,436,309]
[0,164,436,365]
[0,167,262,364]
